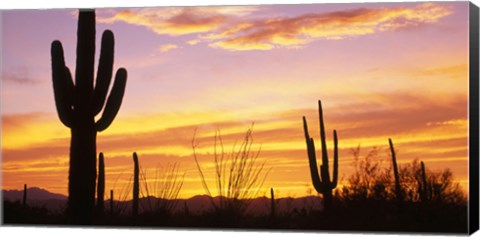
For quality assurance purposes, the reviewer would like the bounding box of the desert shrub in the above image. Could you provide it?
[192,127,269,221]
[340,145,465,205]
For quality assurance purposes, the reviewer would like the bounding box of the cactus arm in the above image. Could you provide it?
[331,130,338,188]
[64,67,75,103]
[51,41,74,128]
[303,116,325,193]
[318,100,329,170]
[75,10,95,101]
[95,68,127,132]
[318,100,332,186]
[93,30,115,116]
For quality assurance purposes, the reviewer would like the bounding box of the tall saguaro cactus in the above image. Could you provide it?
[51,10,127,223]
[96,152,105,214]
[133,152,140,216]
[303,100,338,210]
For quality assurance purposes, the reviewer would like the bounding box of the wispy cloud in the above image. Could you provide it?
[98,6,259,36]
[2,72,41,85]
[207,3,453,51]
[159,43,180,52]
[98,3,452,51]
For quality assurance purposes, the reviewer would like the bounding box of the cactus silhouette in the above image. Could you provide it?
[303,100,338,210]
[133,152,140,216]
[96,153,105,214]
[23,184,27,206]
[110,189,114,217]
[50,10,127,223]
[184,202,190,216]
[418,161,431,202]
[270,188,275,218]
[388,138,403,204]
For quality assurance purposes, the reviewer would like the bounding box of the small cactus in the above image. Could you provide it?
[270,188,275,218]
[23,184,27,206]
[303,100,338,210]
[96,153,105,214]
[389,138,403,204]
[133,152,140,216]
[418,161,431,202]
[184,202,190,216]
[110,189,114,216]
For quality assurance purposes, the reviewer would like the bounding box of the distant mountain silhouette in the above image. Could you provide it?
[136,195,323,215]
[3,187,67,201]
[2,187,323,215]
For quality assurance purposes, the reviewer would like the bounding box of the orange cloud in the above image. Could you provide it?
[97,3,452,51]
[98,6,258,36]
[207,3,452,51]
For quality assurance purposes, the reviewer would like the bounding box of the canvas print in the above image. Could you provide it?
[1,1,479,234]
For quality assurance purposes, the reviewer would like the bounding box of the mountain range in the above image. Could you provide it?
[2,187,323,215]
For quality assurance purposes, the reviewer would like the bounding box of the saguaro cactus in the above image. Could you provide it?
[110,189,114,216]
[51,10,127,223]
[97,153,105,214]
[389,138,403,204]
[303,100,338,210]
[23,184,27,206]
[270,188,275,218]
[418,161,431,202]
[133,152,140,216]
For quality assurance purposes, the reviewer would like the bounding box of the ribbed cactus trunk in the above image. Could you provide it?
[303,100,339,211]
[50,10,127,224]
[133,152,140,216]
[23,184,27,206]
[69,121,97,222]
[389,139,402,205]
[270,188,275,218]
[96,153,105,214]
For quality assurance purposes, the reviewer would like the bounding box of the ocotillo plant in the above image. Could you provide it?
[23,184,27,206]
[388,138,403,204]
[133,152,140,216]
[96,153,105,214]
[303,100,338,210]
[270,188,275,218]
[51,10,127,223]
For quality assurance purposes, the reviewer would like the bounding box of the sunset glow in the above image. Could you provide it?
[1,2,470,199]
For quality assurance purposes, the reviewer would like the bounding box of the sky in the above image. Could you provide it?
[1,1,472,199]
